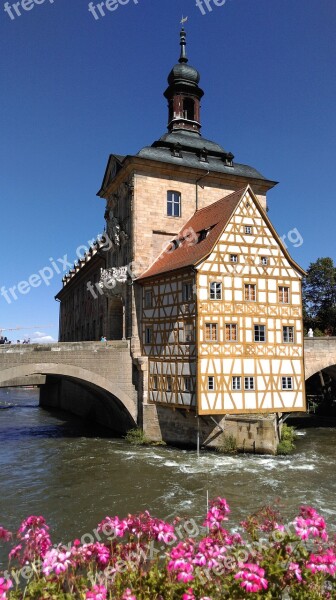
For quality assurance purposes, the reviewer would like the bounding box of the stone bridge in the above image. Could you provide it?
[0,337,335,452]
[0,341,139,433]
[304,337,336,381]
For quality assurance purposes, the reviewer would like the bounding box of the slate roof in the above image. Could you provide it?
[137,130,271,182]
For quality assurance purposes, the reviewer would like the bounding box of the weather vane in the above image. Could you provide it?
[181,15,188,25]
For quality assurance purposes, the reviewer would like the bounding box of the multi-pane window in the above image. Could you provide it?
[232,376,241,390]
[167,191,181,217]
[205,323,218,341]
[245,226,253,234]
[144,289,152,308]
[145,327,152,344]
[183,376,191,392]
[209,281,222,300]
[244,284,256,301]
[278,286,290,304]
[282,377,293,390]
[208,376,215,391]
[182,282,193,302]
[261,256,268,265]
[184,322,194,343]
[254,325,266,342]
[152,375,158,390]
[244,377,255,390]
[225,323,238,341]
[230,254,238,263]
[283,326,295,343]
[166,376,172,391]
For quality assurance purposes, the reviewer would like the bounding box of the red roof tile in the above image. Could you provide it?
[137,188,245,280]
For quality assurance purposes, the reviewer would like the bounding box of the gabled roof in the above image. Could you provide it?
[137,186,306,281]
[137,188,243,281]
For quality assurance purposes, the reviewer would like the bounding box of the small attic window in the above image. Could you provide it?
[171,143,182,158]
[199,148,208,163]
[198,228,211,242]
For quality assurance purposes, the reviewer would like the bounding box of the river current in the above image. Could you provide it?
[0,388,335,565]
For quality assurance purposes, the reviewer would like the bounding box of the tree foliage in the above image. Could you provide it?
[302,257,336,335]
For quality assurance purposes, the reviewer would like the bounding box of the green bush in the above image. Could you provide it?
[277,423,296,455]
[216,433,237,454]
[124,427,149,445]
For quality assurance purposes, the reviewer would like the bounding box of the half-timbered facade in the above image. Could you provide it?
[138,186,306,415]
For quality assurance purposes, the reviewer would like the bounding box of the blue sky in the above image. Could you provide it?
[0,0,335,343]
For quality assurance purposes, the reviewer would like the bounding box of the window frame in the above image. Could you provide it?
[283,326,295,344]
[230,254,238,263]
[205,323,218,342]
[183,321,194,343]
[282,377,293,390]
[152,375,158,390]
[182,281,193,302]
[209,281,222,300]
[278,286,290,304]
[254,324,266,342]
[261,256,268,265]
[166,376,172,392]
[167,190,181,218]
[207,376,215,391]
[244,283,256,302]
[232,376,241,391]
[225,323,238,342]
[144,289,152,309]
[245,226,253,235]
[145,327,152,344]
[244,377,255,391]
[183,376,192,392]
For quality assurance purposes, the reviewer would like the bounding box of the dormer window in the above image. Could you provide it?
[171,143,182,158]
[199,147,208,162]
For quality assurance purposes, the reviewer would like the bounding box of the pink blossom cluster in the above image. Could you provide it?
[9,515,51,565]
[294,505,328,541]
[306,550,336,576]
[1,500,335,599]
[42,547,72,576]
[98,511,176,544]
[234,562,268,593]
[0,528,12,543]
[203,497,230,532]
[86,584,107,600]
[0,578,12,600]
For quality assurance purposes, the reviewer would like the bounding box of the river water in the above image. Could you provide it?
[0,388,335,565]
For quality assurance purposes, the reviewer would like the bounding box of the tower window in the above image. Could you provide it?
[167,191,181,217]
[183,98,195,121]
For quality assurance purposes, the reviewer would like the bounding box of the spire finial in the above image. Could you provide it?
[179,20,188,64]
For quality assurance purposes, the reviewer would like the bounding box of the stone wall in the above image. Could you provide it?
[304,337,336,379]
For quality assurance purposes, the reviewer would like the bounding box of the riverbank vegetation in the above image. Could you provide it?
[277,424,296,455]
[0,498,335,599]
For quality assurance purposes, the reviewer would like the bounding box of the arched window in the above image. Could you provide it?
[183,98,195,121]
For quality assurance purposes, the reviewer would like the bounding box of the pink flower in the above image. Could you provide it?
[203,498,230,532]
[42,548,72,576]
[86,585,107,600]
[0,578,12,600]
[122,589,137,600]
[306,550,336,576]
[234,562,268,593]
[288,562,302,582]
[294,506,328,542]
[182,589,195,600]
[0,528,12,542]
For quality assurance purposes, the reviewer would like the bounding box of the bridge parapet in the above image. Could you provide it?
[304,337,336,380]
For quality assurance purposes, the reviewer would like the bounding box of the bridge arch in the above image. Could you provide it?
[0,363,137,425]
[305,358,336,381]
